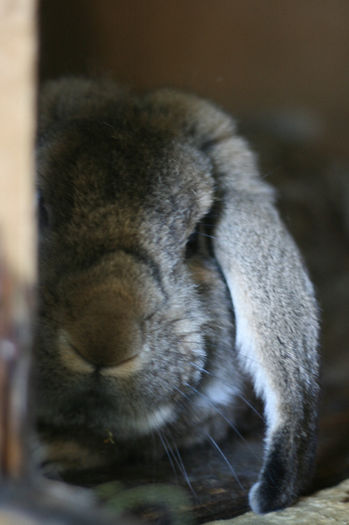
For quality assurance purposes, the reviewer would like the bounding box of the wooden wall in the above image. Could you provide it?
[39,0,349,124]
[0,0,37,479]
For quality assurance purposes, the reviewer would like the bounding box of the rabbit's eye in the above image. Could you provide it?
[37,191,50,230]
[185,228,199,258]
[185,218,214,259]
[185,223,207,258]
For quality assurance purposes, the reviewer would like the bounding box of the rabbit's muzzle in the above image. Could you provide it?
[43,252,167,378]
[62,288,143,371]
[35,252,216,453]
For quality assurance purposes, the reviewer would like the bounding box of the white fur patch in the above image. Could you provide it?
[203,379,237,407]
[226,278,281,432]
[123,404,175,435]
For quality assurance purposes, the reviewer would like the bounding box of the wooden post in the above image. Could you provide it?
[0,0,37,480]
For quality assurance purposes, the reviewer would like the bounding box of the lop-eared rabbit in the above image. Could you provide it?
[35,78,319,514]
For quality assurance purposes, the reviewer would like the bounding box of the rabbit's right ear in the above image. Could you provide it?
[151,90,320,513]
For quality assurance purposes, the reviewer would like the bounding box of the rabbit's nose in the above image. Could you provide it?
[67,297,143,369]
[74,317,142,368]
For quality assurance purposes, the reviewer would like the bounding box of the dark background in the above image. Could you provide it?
[40,0,349,151]
[38,1,349,522]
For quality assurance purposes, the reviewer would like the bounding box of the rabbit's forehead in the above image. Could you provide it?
[37,121,214,227]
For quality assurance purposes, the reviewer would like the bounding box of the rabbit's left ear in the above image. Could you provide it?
[206,131,319,513]
[152,90,320,513]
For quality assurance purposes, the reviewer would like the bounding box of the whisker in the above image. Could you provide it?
[236,392,264,421]
[206,433,245,490]
[171,443,197,497]
[183,383,246,443]
[173,384,191,401]
[191,363,211,375]
[190,363,264,420]
[157,430,178,480]
[175,384,260,460]
[185,383,263,463]
[198,232,217,240]
[189,363,264,420]
[173,384,261,476]
[161,430,197,498]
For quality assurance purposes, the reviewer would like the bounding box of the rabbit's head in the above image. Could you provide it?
[35,78,319,514]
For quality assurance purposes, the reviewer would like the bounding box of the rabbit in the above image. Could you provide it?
[34,77,320,514]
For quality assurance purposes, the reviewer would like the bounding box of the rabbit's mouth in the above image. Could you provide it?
[58,330,145,379]
[34,356,198,441]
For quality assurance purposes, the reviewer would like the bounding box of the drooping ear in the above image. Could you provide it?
[208,133,319,513]
[153,91,320,513]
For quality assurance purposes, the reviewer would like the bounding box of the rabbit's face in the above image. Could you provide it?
[35,114,235,448]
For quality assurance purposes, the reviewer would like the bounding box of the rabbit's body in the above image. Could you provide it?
[35,78,319,513]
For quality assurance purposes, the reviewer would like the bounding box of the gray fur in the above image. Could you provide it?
[35,78,319,514]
